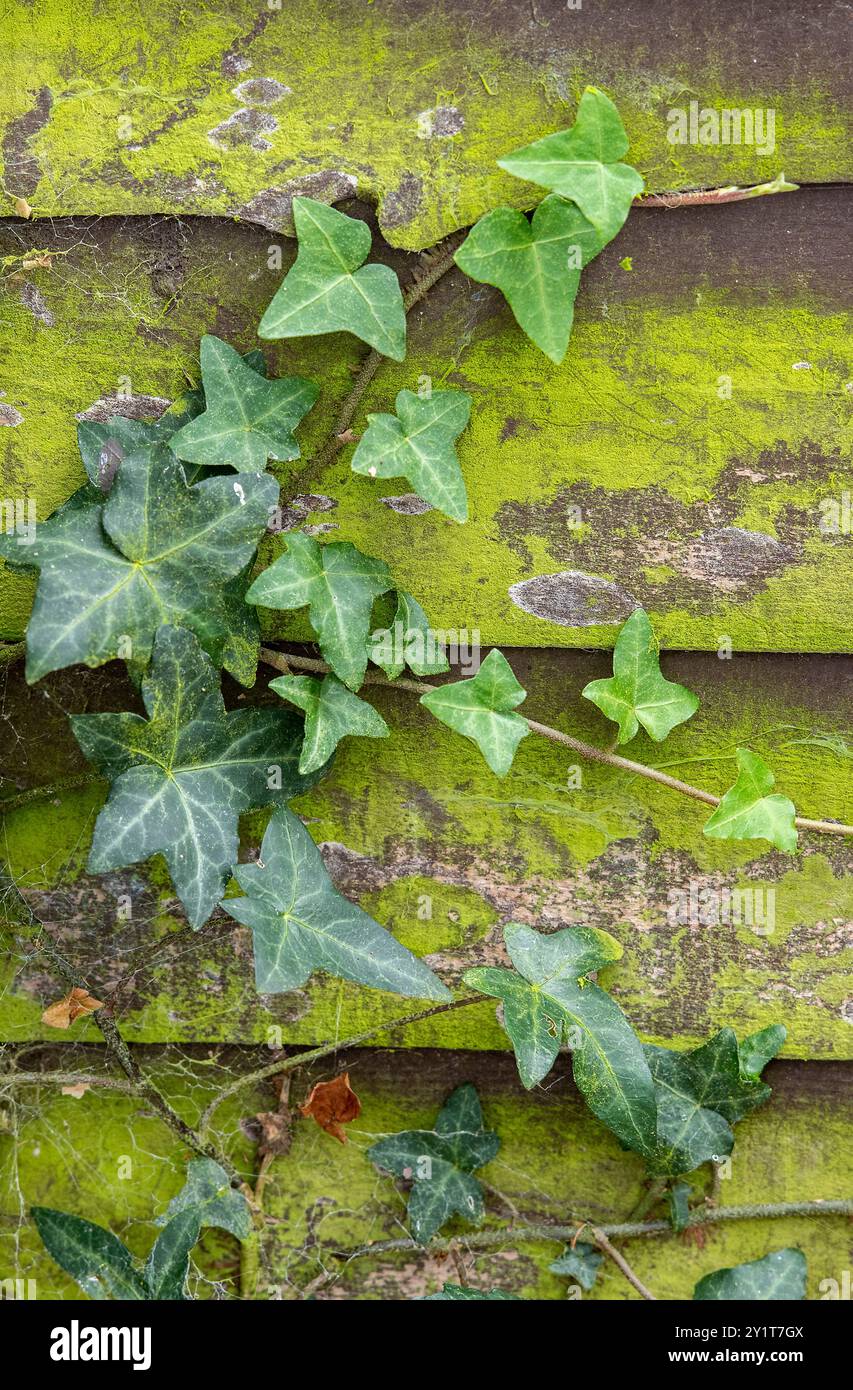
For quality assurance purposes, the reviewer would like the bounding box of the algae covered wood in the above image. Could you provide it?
[2,649,850,1057]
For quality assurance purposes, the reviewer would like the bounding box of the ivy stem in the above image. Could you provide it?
[259,649,853,839]
[637,174,798,208]
[589,1226,656,1300]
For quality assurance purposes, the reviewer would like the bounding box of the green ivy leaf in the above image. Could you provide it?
[369,589,450,680]
[464,923,658,1154]
[72,626,321,929]
[168,335,318,472]
[738,1023,787,1079]
[270,672,389,774]
[703,749,798,852]
[221,805,450,1000]
[454,196,602,362]
[549,1241,603,1291]
[143,1208,200,1301]
[31,1207,146,1300]
[258,196,406,359]
[246,533,393,691]
[145,1159,252,1300]
[582,609,699,744]
[0,444,277,686]
[666,1181,693,1233]
[77,418,163,492]
[498,87,644,245]
[424,1284,521,1300]
[419,649,529,776]
[693,1249,807,1301]
[368,1084,499,1244]
[351,388,472,521]
[644,1025,785,1177]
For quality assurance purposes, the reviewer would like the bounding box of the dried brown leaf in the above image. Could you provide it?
[299,1071,361,1144]
[41,987,104,1029]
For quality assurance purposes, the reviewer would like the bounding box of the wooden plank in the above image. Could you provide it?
[3,1045,850,1299]
[1,192,850,651]
[2,648,850,1057]
[0,0,849,249]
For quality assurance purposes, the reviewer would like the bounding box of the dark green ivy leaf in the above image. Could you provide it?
[666,1181,693,1233]
[369,589,449,680]
[145,1159,252,1300]
[582,609,699,744]
[31,1206,146,1300]
[77,418,163,492]
[693,1248,807,1301]
[703,748,798,852]
[221,805,450,1000]
[368,1083,499,1244]
[72,626,320,929]
[351,388,472,521]
[258,196,406,359]
[738,1024,787,1079]
[420,649,529,776]
[143,1208,200,1301]
[549,1241,603,1291]
[269,672,389,774]
[424,1284,521,1300]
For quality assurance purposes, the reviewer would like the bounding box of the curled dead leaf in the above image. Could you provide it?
[41,987,104,1029]
[299,1071,361,1144]
[13,197,31,219]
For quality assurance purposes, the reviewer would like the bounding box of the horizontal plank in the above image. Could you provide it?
[2,649,850,1056]
[3,1045,850,1299]
[1,0,850,248]
[1,192,850,651]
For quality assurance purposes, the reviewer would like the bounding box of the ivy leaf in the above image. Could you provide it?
[247,533,393,691]
[368,1083,499,1244]
[144,1159,252,1299]
[143,1209,200,1301]
[351,388,472,521]
[269,672,389,774]
[424,1284,521,1301]
[77,418,163,492]
[419,649,529,776]
[666,1181,693,1233]
[168,335,318,472]
[71,626,321,929]
[693,1249,807,1301]
[31,1207,146,1300]
[582,609,699,744]
[703,749,798,852]
[498,87,644,246]
[454,196,602,363]
[221,805,450,1000]
[1,444,277,686]
[549,1241,603,1291]
[258,196,406,360]
[644,1026,784,1177]
[464,923,658,1154]
[369,590,449,680]
[739,1023,787,1079]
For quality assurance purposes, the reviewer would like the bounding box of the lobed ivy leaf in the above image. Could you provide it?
[145,1159,251,1300]
[368,1083,499,1244]
[703,748,798,853]
[246,532,393,691]
[221,805,450,1001]
[424,1284,521,1300]
[549,1241,603,1291]
[269,672,389,774]
[168,335,318,472]
[0,444,277,686]
[31,1207,147,1300]
[72,626,321,930]
[258,196,406,359]
[582,609,699,745]
[498,87,644,246]
[419,648,529,776]
[454,195,602,363]
[351,388,472,521]
[693,1249,807,1301]
[644,1024,786,1177]
[465,924,658,1155]
[369,589,450,680]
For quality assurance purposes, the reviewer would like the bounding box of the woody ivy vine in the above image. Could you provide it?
[3,88,850,1301]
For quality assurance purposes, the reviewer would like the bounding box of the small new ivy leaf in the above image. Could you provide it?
[369,589,450,680]
[644,1026,780,1177]
[258,196,406,360]
[424,1284,521,1300]
[246,532,394,690]
[549,1241,603,1291]
[72,626,321,929]
[498,87,644,245]
[168,335,318,472]
[0,444,277,686]
[368,1083,499,1244]
[351,388,472,521]
[703,748,798,852]
[465,923,658,1155]
[666,1181,693,1233]
[454,196,602,363]
[738,1023,786,1079]
[582,609,699,744]
[693,1249,806,1302]
[270,672,389,774]
[419,648,529,776]
[221,805,450,1000]
[31,1207,146,1300]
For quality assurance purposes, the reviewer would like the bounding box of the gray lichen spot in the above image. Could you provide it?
[842,998,853,1026]
[232,78,291,106]
[509,571,638,627]
[221,52,252,77]
[416,106,465,139]
[274,493,338,532]
[238,170,357,233]
[681,527,794,591]
[380,173,424,231]
[380,493,434,515]
[19,280,54,326]
[207,109,278,151]
[76,394,171,424]
[0,402,25,427]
